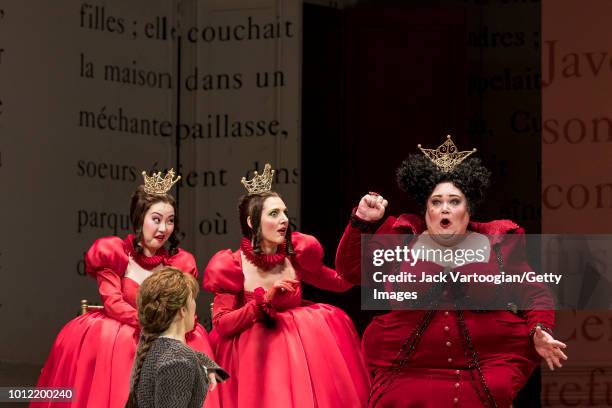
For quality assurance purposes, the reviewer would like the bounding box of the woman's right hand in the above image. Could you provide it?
[355,193,388,222]
[264,278,299,303]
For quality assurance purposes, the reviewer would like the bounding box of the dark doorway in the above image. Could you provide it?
[301,2,541,407]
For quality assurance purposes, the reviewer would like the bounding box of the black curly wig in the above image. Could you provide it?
[396,154,491,216]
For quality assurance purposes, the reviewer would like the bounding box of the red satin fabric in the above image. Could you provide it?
[32,236,218,408]
[336,216,555,407]
[365,303,542,407]
[204,232,370,408]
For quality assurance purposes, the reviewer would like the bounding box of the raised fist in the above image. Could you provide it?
[355,192,388,222]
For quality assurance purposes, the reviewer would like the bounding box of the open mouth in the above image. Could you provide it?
[440,218,451,228]
[278,228,287,236]
[155,235,165,241]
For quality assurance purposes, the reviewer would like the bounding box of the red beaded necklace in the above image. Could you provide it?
[240,237,286,270]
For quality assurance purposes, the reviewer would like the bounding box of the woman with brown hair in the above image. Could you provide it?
[33,169,219,408]
[126,267,227,408]
[203,164,370,408]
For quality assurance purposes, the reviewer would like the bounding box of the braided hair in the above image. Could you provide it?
[238,191,295,256]
[129,186,180,256]
[125,267,199,408]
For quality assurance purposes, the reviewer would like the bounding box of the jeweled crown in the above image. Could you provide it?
[418,135,477,173]
[241,163,275,195]
[141,168,181,195]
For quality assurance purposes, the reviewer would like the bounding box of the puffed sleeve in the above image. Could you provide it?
[85,236,129,278]
[292,232,352,292]
[167,249,198,279]
[204,250,271,338]
[85,237,138,327]
[202,250,243,294]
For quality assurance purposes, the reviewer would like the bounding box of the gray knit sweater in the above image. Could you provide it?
[133,337,228,408]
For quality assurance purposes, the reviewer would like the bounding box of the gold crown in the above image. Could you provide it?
[241,163,275,195]
[418,135,476,173]
[141,168,181,195]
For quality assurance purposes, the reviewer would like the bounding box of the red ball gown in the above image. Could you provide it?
[203,232,370,408]
[336,214,555,408]
[33,235,219,408]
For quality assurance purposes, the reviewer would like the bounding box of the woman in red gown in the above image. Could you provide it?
[336,138,568,407]
[33,170,219,408]
[203,164,370,408]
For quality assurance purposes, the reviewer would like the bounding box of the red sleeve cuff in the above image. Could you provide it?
[350,208,378,232]
[253,287,276,319]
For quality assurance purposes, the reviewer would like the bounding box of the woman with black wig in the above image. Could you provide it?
[336,137,568,407]
[33,170,219,408]
[203,164,370,407]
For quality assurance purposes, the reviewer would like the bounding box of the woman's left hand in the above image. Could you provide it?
[533,326,568,371]
[208,373,218,391]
